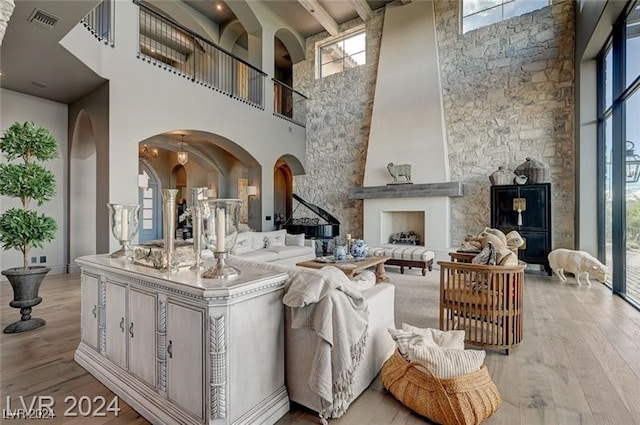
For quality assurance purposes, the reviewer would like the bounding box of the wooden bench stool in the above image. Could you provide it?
[369,244,434,276]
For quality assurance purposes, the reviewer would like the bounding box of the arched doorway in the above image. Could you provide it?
[274,162,293,229]
[69,110,97,263]
[172,164,190,239]
[138,161,162,242]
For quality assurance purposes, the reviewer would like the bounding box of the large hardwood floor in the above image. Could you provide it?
[1,272,640,424]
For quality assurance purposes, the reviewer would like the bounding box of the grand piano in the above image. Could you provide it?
[284,194,340,254]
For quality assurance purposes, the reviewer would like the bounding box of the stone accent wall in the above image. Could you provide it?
[292,1,575,250]
[434,0,575,249]
[292,10,384,239]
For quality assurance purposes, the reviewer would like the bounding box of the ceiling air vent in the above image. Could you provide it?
[27,8,61,31]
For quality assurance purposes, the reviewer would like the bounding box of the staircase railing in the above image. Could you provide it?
[136,2,266,109]
[81,0,115,46]
[273,79,307,127]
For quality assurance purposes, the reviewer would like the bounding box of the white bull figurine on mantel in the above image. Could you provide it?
[387,162,412,183]
[548,248,608,286]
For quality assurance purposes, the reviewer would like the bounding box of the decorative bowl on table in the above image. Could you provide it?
[350,239,369,259]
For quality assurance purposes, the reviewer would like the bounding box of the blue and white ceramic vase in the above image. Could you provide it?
[333,245,347,261]
[350,239,369,259]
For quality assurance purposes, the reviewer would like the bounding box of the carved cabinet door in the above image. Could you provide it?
[166,301,204,419]
[128,288,157,388]
[105,281,127,369]
[80,273,99,350]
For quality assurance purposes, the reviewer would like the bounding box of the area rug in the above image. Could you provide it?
[386,268,440,330]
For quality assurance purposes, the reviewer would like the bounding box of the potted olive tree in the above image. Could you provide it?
[0,122,58,333]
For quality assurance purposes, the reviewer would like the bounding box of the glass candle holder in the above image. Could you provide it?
[200,198,242,279]
[107,203,142,258]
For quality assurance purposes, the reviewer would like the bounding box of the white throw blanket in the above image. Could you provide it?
[228,257,369,420]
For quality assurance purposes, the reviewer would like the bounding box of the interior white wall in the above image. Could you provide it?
[364,0,449,186]
[69,83,110,257]
[60,0,307,250]
[0,89,68,277]
[361,1,452,262]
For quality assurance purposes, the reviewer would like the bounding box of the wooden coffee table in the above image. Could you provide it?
[296,256,390,283]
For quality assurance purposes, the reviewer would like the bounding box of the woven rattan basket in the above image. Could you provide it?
[381,351,502,425]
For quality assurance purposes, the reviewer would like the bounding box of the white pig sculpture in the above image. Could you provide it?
[548,248,608,286]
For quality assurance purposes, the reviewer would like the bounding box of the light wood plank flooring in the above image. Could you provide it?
[1,272,639,424]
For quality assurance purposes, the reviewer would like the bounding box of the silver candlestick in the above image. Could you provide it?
[201,198,242,279]
[161,189,179,273]
[190,187,208,271]
[202,251,239,279]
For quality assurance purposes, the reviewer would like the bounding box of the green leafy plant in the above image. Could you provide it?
[0,122,58,269]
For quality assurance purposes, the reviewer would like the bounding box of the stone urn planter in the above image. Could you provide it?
[2,267,49,333]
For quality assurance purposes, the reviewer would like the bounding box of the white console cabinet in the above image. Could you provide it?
[75,255,289,425]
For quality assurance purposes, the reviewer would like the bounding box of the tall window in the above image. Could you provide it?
[461,0,550,34]
[317,30,366,78]
[597,1,640,307]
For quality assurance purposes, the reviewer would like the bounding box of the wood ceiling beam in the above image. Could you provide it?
[349,0,374,21]
[297,0,339,36]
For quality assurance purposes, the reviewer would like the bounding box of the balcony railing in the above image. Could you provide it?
[81,0,115,46]
[273,79,307,127]
[136,2,266,109]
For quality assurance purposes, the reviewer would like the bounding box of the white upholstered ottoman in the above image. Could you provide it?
[368,244,434,276]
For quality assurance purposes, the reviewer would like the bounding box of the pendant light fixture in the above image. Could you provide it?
[177,134,189,165]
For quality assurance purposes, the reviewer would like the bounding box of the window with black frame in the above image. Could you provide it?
[461,0,549,34]
[317,30,366,78]
[597,1,640,307]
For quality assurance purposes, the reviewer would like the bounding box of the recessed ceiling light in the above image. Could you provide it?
[216,4,222,10]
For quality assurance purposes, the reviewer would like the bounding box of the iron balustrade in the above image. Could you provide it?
[273,79,308,127]
[81,0,115,46]
[136,2,266,109]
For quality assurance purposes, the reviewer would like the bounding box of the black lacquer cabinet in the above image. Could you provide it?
[490,183,552,275]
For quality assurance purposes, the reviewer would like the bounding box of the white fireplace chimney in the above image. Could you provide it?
[359,0,455,262]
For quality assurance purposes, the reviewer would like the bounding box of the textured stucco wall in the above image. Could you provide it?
[293,0,575,249]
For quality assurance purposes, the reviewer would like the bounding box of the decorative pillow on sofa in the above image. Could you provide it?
[262,230,286,248]
[231,232,254,255]
[401,324,465,350]
[481,227,508,247]
[496,247,519,266]
[285,233,305,247]
[506,230,525,248]
[472,242,497,265]
[408,345,486,379]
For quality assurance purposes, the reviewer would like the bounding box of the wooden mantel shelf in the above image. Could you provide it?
[348,181,464,199]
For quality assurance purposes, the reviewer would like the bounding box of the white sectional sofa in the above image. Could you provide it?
[285,282,396,417]
[227,257,397,420]
[229,229,316,266]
